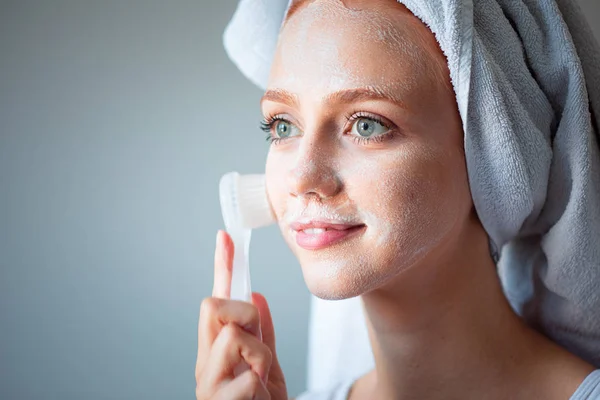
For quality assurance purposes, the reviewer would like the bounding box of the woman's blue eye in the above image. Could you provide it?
[260,116,302,144]
[351,118,388,138]
[276,120,292,138]
[272,119,301,139]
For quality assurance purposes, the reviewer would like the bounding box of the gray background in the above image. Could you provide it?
[1,1,598,399]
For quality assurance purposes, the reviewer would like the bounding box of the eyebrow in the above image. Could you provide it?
[260,87,408,110]
[261,89,300,108]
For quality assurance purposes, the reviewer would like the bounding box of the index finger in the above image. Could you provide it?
[213,230,233,299]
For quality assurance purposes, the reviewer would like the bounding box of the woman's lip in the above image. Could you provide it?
[290,221,363,232]
[292,224,366,250]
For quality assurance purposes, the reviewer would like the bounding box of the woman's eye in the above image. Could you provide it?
[274,120,301,139]
[350,118,388,138]
[260,116,302,144]
[275,120,292,138]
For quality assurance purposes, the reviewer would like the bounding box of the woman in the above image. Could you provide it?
[195,0,600,398]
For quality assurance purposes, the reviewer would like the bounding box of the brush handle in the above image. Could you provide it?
[229,228,253,378]
[229,228,252,302]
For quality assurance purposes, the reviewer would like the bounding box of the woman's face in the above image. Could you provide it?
[263,0,473,300]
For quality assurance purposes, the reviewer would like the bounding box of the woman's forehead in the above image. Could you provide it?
[274,1,445,93]
[282,0,433,62]
[276,0,450,97]
[285,0,411,22]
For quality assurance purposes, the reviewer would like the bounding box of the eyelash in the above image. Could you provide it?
[259,112,397,145]
[259,116,282,144]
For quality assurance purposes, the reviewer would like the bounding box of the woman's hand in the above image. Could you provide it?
[195,231,288,400]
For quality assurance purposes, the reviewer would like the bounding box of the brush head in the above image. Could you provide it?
[219,172,276,231]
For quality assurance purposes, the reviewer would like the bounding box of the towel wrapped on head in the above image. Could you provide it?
[223,0,600,388]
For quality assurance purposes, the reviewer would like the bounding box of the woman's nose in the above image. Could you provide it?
[286,142,342,200]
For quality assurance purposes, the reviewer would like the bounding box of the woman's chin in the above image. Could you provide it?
[300,260,374,300]
[307,283,362,301]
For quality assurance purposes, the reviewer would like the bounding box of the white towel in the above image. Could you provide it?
[223,0,600,390]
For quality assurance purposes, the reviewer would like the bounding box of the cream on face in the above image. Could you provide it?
[263,0,472,300]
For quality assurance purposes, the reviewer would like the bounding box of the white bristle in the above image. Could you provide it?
[219,172,275,231]
[237,174,275,229]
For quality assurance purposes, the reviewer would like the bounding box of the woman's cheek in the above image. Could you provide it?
[265,151,289,222]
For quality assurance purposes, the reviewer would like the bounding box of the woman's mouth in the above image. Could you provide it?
[290,221,366,250]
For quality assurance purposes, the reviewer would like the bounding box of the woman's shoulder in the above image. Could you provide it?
[570,370,600,400]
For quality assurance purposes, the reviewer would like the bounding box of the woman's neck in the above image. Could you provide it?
[355,220,594,400]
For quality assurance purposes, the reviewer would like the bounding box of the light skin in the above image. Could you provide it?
[195,1,595,399]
